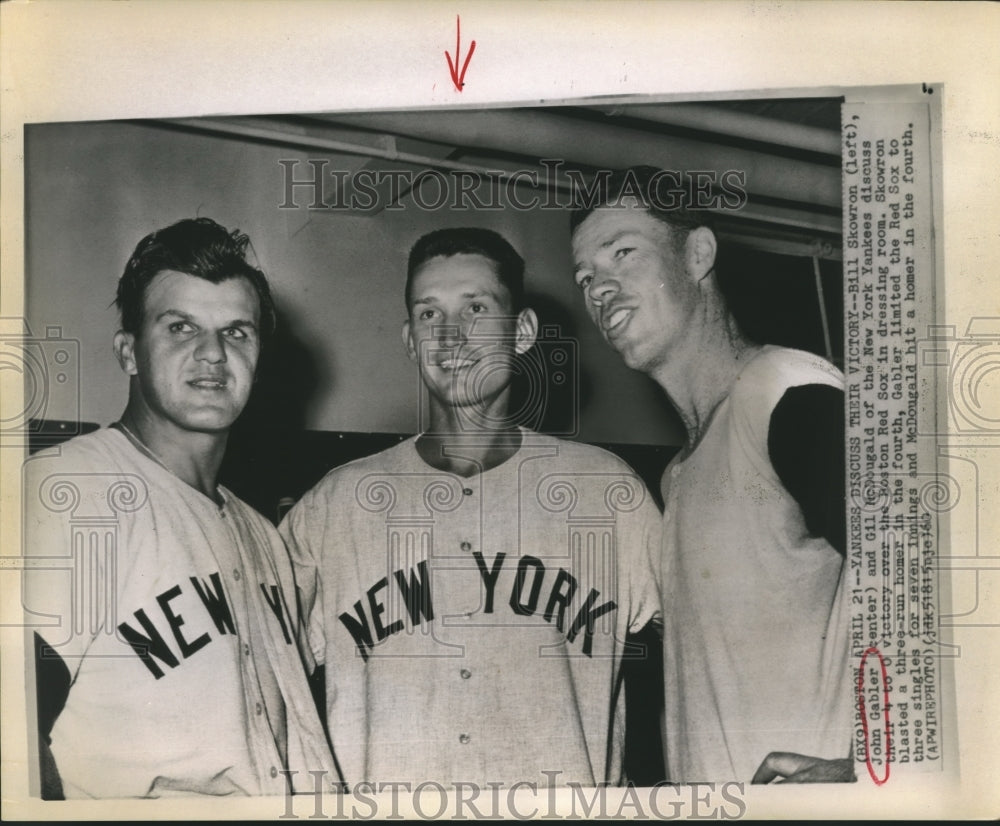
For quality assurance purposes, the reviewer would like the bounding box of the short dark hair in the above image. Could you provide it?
[115,217,276,337]
[405,227,525,312]
[568,165,717,240]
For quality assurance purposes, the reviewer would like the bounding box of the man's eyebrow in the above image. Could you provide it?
[599,230,633,250]
[155,309,193,323]
[154,309,258,330]
[574,231,634,273]
[412,289,496,304]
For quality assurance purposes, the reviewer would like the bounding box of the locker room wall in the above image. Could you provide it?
[25,119,840,455]
[24,119,680,448]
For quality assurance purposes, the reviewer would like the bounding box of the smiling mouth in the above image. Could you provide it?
[188,377,228,390]
[604,308,633,334]
[437,357,478,371]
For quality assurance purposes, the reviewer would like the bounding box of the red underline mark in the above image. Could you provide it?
[858,646,892,785]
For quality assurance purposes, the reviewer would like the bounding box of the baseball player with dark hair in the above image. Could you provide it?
[24,217,336,798]
[569,166,854,783]
[279,226,661,789]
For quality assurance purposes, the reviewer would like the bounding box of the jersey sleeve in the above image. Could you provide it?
[767,383,846,555]
[22,450,107,667]
[278,491,327,672]
[22,447,122,798]
[622,483,663,634]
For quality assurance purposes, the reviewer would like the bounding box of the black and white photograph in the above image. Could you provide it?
[1,1,997,821]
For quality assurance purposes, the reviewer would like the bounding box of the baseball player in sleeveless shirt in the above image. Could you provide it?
[279,227,662,789]
[570,167,854,784]
[23,218,336,798]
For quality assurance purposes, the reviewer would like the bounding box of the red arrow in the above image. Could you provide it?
[445,15,476,92]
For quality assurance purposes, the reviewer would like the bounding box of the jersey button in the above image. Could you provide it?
[244,644,251,656]
[256,702,263,715]
[460,668,472,680]
[462,487,473,497]
[270,766,278,779]
[460,541,472,552]
[233,569,242,581]
[458,733,471,744]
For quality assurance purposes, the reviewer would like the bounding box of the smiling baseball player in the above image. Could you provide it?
[279,227,662,789]
[569,167,853,784]
[23,218,336,798]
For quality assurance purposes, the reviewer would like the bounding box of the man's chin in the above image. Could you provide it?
[435,392,483,409]
[176,409,242,434]
[188,423,238,436]
[614,342,655,375]
[427,385,510,415]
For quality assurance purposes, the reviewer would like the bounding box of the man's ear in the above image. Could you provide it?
[514,308,539,356]
[687,226,718,284]
[113,331,138,376]
[401,319,418,362]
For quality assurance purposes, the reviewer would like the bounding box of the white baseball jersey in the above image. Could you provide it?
[279,428,662,788]
[660,345,852,781]
[23,428,337,798]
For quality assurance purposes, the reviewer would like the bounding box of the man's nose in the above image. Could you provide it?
[194,331,227,363]
[433,323,467,348]
[588,269,620,304]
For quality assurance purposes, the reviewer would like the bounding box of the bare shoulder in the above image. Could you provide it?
[731,346,844,413]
